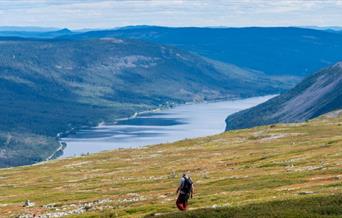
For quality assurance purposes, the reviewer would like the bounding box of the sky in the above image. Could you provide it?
[1,0,342,29]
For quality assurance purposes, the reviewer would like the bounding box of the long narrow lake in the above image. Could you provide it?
[61,96,273,157]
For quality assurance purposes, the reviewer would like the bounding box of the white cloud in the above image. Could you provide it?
[0,0,342,28]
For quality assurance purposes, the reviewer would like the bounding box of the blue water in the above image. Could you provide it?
[61,96,273,157]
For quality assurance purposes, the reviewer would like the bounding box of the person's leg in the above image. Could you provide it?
[176,195,187,211]
[183,201,188,210]
[182,194,189,210]
[176,199,186,211]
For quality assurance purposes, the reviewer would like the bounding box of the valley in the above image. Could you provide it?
[0,37,289,167]
[62,96,272,157]
[2,2,342,218]
[2,26,342,167]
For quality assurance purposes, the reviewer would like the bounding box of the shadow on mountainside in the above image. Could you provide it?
[144,194,342,218]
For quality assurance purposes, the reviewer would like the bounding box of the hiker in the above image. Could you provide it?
[176,173,194,211]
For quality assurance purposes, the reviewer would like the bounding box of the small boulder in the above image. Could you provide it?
[23,200,35,207]
[298,191,315,195]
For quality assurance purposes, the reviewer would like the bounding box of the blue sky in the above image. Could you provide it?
[1,0,342,29]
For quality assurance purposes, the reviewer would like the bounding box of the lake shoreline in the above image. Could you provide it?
[59,95,275,158]
[56,96,239,144]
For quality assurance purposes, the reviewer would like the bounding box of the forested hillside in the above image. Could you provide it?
[0,37,290,167]
[66,26,342,76]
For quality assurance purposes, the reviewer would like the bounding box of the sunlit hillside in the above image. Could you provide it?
[1,111,342,217]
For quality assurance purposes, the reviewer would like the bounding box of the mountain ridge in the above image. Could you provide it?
[225,61,342,130]
[3,26,342,77]
[62,26,342,76]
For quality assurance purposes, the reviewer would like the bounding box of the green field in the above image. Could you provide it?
[1,112,342,217]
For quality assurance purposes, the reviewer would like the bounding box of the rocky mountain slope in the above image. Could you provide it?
[0,112,341,217]
[226,62,342,130]
[0,37,290,167]
[65,26,342,76]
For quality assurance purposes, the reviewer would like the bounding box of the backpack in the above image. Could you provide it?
[181,177,192,194]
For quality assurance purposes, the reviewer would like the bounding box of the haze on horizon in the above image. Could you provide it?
[1,0,342,30]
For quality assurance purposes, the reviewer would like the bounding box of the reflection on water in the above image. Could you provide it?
[61,96,273,157]
[116,117,187,126]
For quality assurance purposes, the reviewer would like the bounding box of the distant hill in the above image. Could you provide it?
[4,26,342,76]
[0,37,291,167]
[304,26,342,31]
[0,26,59,32]
[0,28,75,38]
[225,62,342,130]
[64,26,342,76]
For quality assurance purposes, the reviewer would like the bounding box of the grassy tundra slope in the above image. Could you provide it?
[0,112,342,217]
[0,37,291,167]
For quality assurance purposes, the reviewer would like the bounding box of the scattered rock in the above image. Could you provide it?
[287,165,325,172]
[43,203,56,209]
[229,175,249,179]
[334,175,342,180]
[260,134,288,142]
[298,191,315,195]
[19,198,112,218]
[324,110,342,118]
[23,200,35,207]
[168,171,176,179]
